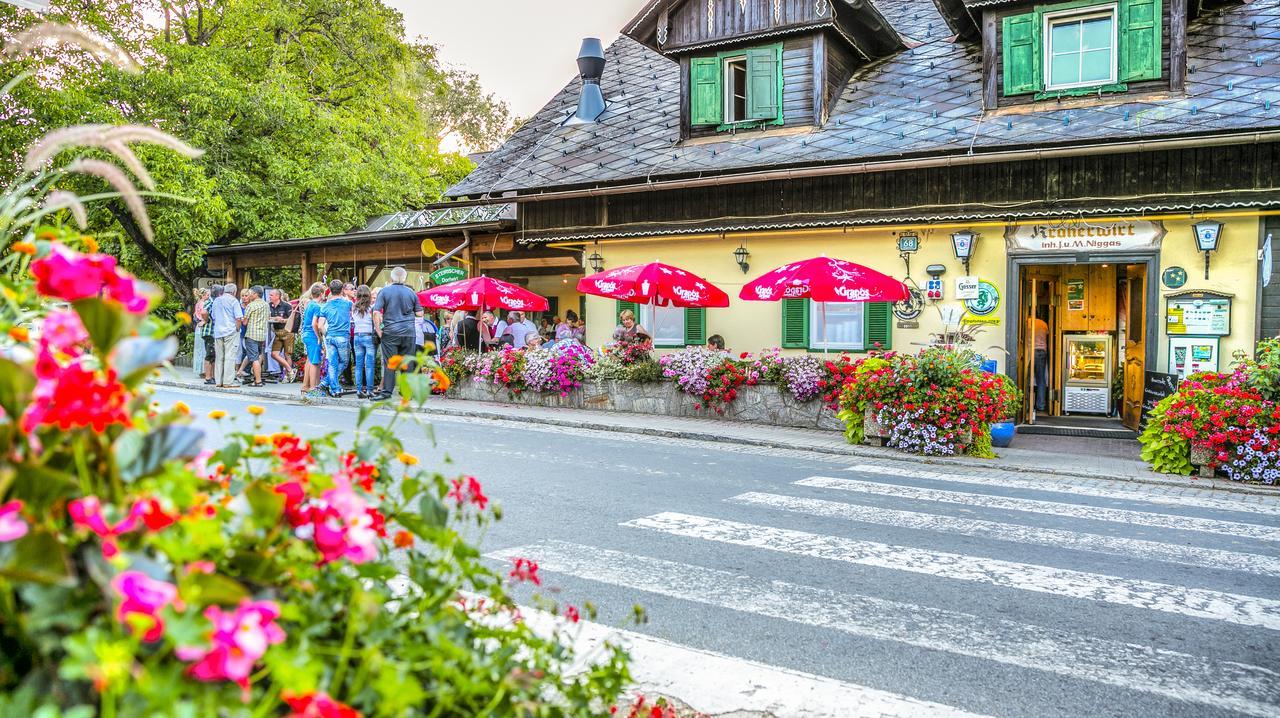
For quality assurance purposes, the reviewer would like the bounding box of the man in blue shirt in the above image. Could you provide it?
[211,282,244,387]
[318,279,354,397]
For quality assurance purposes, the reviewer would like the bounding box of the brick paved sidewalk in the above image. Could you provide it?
[154,368,1277,497]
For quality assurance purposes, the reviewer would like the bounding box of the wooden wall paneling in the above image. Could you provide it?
[782,34,816,125]
[813,31,827,124]
[982,11,999,109]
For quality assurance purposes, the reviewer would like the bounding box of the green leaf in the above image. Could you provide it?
[113,429,145,473]
[398,373,432,404]
[244,479,285,524]
[8,463,78,508]
[418,494,448,529]
[357,403,376,428]
[112,336,178,388]
[0,356,35,422]
[120,426,205,482]
[72,297,137,356]
[178,571,250,607]
[401,477,423,502]
[0,530,73,586]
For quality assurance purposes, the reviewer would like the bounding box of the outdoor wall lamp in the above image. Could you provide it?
[1192,218,1223,280]
[733,245,750,274]
[587,250,604,274]
[951,230,978,275]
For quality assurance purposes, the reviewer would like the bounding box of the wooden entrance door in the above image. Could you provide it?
[1122,264,1147,429]
[1021,272,1037,423]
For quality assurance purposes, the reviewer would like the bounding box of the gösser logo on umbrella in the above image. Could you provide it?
[577,262,730,308]
[739,256,910,304]
[416,276,550,313]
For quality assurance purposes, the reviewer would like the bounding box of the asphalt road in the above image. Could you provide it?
[158,387,1280,718]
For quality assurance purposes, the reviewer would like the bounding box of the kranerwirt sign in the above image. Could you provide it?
[1006,220,1166,253]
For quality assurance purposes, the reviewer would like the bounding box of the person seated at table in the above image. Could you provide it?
[706,334,727,356]
[556,310,580,343]
[525,332,544,350]
[612,309,651,345]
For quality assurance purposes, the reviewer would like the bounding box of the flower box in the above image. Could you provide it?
[1190,445,1217,479]
[448,378,842,431]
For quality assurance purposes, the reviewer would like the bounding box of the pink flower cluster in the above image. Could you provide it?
[0,500,28,542]
[111,570,179,642]
[30,244,150,313]
[68,496,142,559]
[281,479,387,565]
[177,600,286,698]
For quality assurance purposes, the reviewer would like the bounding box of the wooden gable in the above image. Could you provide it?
[624,0,905,61]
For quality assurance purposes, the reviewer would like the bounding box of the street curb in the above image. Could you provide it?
[150,378,1279,498]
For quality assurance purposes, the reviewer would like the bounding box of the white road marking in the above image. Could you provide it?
[488,541,1280,717]
[845,462,1280,518]
[799,476,1280,543]
[515,608,991,718]
[731,492,1280,577]
[623,512,1280,630]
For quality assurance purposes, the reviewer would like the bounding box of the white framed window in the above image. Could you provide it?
[1044,5,1118,91]
[722,55,748,123]
[640,304,685,347]
[809,301,865,351]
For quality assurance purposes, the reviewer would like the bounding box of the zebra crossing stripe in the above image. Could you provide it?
[798,476,1280,543]
[729,492,1280,577]
[487,541,1280,717]
[844,462,1280,518]
[514,606,992,718]
[623,512,1280,630]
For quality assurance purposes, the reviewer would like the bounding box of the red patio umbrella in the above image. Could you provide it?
[740,256,909,353]
[417,276,550,313]
[577,262,730,308]
[738,256,910,303]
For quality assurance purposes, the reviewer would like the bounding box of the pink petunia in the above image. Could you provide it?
[29,244,150,314]
[0,500,29,542]
[68,496,142,559]
[177,600,286,700]
[110,570,178,642]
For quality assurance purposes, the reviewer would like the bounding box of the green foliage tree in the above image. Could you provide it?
[0,0,511,304]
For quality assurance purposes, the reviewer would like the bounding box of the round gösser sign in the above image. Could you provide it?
[1005,220,1166,253]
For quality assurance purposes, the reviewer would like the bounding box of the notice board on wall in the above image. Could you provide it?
[1165,291,1231,336]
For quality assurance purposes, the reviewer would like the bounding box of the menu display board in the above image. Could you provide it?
[1165,293,1231,336]
[1140,371,1180,430]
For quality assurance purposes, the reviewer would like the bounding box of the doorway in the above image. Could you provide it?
[1008,253,1159,436]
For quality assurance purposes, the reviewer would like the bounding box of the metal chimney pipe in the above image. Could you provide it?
[567,38,606,125]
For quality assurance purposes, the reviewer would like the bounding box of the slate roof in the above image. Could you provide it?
[446,0,1280,199]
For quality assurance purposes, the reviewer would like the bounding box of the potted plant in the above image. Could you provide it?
[989,374,1023,448]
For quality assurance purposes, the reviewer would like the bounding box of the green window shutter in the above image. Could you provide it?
[690,56,722,126]
[1002,12,1040,96]
[863,302,892,351]
[683,307,706,346]
[781,299,809,349]
[616,300,638,323]
[746,45,781,121]
[1120,0,1161,82]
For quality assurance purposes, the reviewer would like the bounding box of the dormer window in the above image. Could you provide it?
[1003,0,1161,99]
[690,43,783,129]
[1044,6,1117,91]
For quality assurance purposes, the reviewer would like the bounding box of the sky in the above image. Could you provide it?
[386,1,638,118]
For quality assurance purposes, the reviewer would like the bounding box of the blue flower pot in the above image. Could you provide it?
[990,421,1017,448]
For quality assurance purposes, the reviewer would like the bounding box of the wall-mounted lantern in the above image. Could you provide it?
[733,245,750,274]
[587,248,604,274]
[1192,218,1223,280]
[951,229,978,275]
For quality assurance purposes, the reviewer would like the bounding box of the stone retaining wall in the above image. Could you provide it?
[451,379,844,431]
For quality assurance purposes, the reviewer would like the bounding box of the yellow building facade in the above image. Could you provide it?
[580,211,1268,427]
